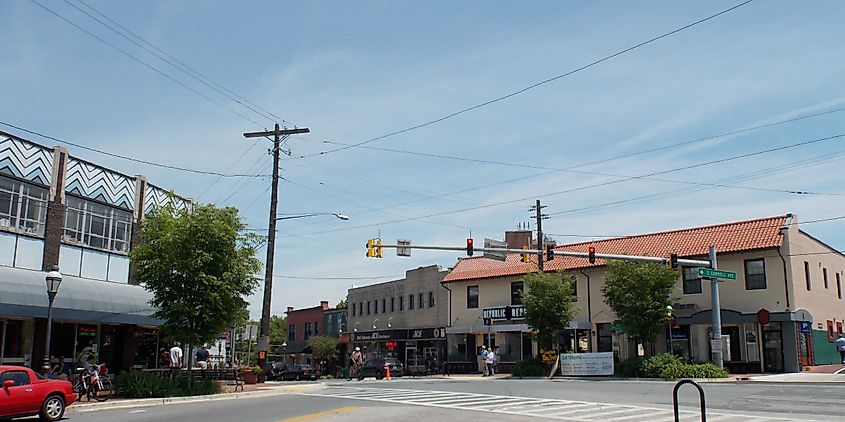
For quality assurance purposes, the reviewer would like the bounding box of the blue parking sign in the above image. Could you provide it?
[800,321,812,333]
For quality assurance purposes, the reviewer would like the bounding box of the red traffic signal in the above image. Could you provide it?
[466,238,474,256]
[588,246,596,264]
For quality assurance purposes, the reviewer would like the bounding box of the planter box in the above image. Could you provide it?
[241,371,258,384]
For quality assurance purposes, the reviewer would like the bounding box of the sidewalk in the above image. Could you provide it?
[67,382,323,414]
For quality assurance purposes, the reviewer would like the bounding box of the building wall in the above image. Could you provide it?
[347,265,448,331]
[785,225,845,327]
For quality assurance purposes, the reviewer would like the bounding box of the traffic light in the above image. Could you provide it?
[366,239,377,258]
[466,238,474,256]
[546,245,555,261]
[588,246,596,264]
[376,239,384,258]
[521,246,530,263]
[669,253,679,269]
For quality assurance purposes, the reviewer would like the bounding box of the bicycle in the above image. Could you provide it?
[71,364,113,402]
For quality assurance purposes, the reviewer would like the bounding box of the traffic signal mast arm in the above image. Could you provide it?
[367,240,712,268]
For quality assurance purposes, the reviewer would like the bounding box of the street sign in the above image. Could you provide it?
[483,238,508,262]
[800,321,812,333]
[397,239,411,257]
[699,268,736,280]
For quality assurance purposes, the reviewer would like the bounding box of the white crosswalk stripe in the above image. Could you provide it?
[302,385,817,421]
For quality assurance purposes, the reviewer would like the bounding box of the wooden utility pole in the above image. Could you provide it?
[243,123,309,370]
[531,199,547,271]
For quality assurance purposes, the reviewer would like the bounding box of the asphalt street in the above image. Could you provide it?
[49,377,845,422]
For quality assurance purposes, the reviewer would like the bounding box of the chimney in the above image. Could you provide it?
[286,306,294,313]
[320,301,329,311]
[505,230,533,250]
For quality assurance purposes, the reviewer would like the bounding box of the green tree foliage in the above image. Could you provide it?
[521,271,579,349]
[306,336,338,363]
[131,203,261,350]
[269,315,287,345]
[335,298,348,309]
[602,261,678,347]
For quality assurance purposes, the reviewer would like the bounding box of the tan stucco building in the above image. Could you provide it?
[443,214,845,373]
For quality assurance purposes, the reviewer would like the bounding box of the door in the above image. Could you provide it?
[763,326,784,372]
[405,346,417,370]
[0,369,38,416]
[722,326,742,362]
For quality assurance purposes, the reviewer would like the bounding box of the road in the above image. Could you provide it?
[60,377,845,422]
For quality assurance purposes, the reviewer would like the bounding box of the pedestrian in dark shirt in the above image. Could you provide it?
[195,345,210,369]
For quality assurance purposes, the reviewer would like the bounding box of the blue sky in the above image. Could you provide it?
[2,1,844,318]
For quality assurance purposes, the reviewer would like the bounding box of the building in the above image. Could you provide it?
[0,130,192,372]
[284,301,331,365]
[442,214,845,373]
[346,265,449,374]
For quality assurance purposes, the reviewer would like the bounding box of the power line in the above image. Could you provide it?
[294,0,756,159]
[279,132,845,237]
[0,124,268,178]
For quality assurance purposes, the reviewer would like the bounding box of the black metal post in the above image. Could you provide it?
[673,379,707,422]
[42,291,57,375]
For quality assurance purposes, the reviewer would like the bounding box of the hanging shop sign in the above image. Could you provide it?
[482,305,526,321]
[407,327,446,340]
[352,329,407,342]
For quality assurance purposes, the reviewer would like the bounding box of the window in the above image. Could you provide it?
[374,299,378,314]
[418,293,424,310]
[0,370,30,387]
[399,296,404,311]
[837,273,842,300]
[511,282,524,305]
[467,286,479,309]
[304,323,312,340]
[382,299,386,314]
[804,261,811,291]
[1,319,24,359]
[745,259,767,290]
[823,268,828,289]
[596,323,612,353]
[409,294,414,310]
[64,196,132,253]
[682,267,702,294]
[571,277,578,297]
[367,301,371,315]
[288,324,295,341]
[391,297,395,313]
[827,320,835,342]
[352,304,356,317]
[0,175,48,235]
[429,291,435,308]
[314,322,319,336]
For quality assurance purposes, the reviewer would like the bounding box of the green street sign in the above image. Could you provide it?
[699,268,737,280]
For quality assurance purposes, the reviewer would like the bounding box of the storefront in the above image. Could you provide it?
[351,327,446,373]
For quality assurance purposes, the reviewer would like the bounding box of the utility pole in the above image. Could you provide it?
[709,245,724,369]
[530,200,547,271]
[243,123,310,370]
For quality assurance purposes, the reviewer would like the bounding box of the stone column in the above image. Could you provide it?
[128,176,147,285]
[41,146,68,271]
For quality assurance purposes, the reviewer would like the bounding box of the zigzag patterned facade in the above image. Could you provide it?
[0,133,53,185]
[65,157,136,210]
[144,184,191,215]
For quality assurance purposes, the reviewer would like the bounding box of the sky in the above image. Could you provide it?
[2,0,844,318]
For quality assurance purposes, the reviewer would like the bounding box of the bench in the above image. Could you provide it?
[187,368,244,392]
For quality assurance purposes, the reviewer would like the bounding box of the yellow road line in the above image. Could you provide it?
[277,406,362,422]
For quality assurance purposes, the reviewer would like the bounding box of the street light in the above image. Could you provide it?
[387,317,394,329]
[42,267,62,374]
[353,322,360,333]
[372,319,379,330]
[275,213,349,221]
[282,342,288,365]
[666,305,674,354]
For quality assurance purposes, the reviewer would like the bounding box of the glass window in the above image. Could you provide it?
[804,261,811,291]
[399,296,404,311]
[418,293,424,310]
[745,259,767,290]
[683,267,702,294]
[314,322,319,336]
[428,291,434,308]
[352,304,356,317]
[367,301,371,315]
[838,273,842,300]
[391,297,395,313]
[823,268,828,289]
[1,319,24,359]
[596,323,612,353]
[511,282,524,305]
[0,175,48,235]
[288,324,295,341]
[382,299,386,314]
[409,294,414,310]
[374,299,378,315]
[0,370,30,386]
[467,286,479,309]
[64,196,132,253]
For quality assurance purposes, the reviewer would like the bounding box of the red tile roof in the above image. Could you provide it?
[443,215,788,283]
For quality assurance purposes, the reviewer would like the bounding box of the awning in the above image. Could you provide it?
[0,266,160,326]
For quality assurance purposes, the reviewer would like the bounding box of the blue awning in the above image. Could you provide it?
[0,266,160,326]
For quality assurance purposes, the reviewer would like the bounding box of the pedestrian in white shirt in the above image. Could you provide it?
[169,342,183,369]
[485,347,495,376]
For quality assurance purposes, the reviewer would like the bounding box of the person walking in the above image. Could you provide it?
[169,342,183,370]
[485,346,495,377]
[195,344,210,369]
[835,334,845,364]
[493,346,501,374]
[480,346,489,376]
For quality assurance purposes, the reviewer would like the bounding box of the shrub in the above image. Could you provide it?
[115,372,223,398]
[641,353,682,378]
[659,363,729,380]
[512,358,549,377]
[616,356,645,377]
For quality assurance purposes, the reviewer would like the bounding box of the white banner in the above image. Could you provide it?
[559,352,614,376]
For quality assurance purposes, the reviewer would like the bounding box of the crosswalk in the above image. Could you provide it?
[300,385,813,421]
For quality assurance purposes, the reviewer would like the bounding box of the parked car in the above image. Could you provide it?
[265,362,286,381]
[279,364,319,381]
[359,357,404,380]
[0,365,77,421]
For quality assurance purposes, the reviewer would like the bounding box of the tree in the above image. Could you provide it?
[521,271,579,351]
[601,260,678,352]
[306,336,338,368]
[335,298,347,309]
[131,203,261,383]
[269,315,287,345]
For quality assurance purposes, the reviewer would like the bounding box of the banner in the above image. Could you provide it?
[559,352,614,376]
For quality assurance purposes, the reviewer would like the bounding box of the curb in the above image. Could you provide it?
[67,382,324,414]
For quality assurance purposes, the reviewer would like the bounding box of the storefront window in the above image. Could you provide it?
[596,323,612,353]
[511,282,523,305]
[2,319,25,359]
[64,196,132,254]
[0,175,48,235]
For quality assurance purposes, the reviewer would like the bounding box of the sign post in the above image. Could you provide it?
[698,268,736,280]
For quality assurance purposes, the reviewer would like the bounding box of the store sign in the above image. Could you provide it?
[78,327,97,337]
[408,327,446,340]
[559,352,614,376]
[352,329,407,342]
[482,305,526,321]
